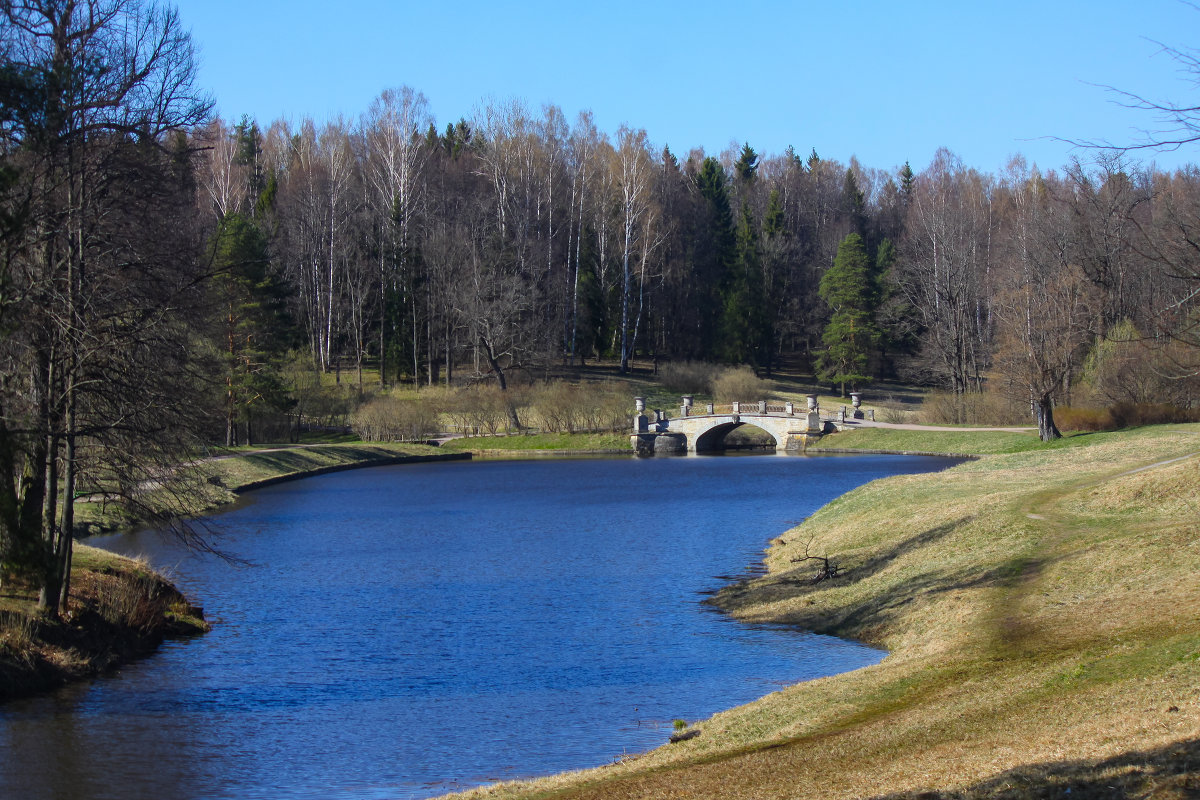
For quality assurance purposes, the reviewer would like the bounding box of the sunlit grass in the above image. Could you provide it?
[439,423,1200,799]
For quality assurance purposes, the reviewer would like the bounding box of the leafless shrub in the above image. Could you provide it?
[789,534,841,583]
[710,366,771,403]
[528,381,634,433]
[659,361,719,395]
[350,395,439,442]
[94,571,169,633]
[919,390,1026,426]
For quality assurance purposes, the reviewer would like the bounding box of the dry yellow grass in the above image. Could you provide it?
[438,425,1200,800]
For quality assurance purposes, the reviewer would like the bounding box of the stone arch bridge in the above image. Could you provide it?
[630,396,865,454]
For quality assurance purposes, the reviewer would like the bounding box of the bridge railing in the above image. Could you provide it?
[682,401,800,416]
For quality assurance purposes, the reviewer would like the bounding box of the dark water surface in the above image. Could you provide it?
[0,452,957,800]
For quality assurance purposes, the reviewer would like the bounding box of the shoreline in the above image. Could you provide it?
[437,424,1200,799]
[1,446,471,703]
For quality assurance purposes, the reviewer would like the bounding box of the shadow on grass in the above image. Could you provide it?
[713,516,1045,644]
[239,447,388,474]
[874,736,1200,800]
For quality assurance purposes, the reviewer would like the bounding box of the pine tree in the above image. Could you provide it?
[899,161,916,206]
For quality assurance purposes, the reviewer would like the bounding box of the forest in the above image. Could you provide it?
[3,0,1200,614]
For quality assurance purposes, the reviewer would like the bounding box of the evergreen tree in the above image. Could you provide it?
[721,203,768,365]
[210,213,293,446]
[899,161,916,206]
[843,167,867,239]
[734,142,759,183]
[816,233,879,395]
[694,157,737,359]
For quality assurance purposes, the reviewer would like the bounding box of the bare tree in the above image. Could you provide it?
[992,167,1099,440]
[0,0,212,615]
[898,149,996,396]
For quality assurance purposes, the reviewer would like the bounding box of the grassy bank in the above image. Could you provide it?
[814,425,1044,455]
[442,424,1200,799]
[0,546,208,701]
[74,442,457,535]
[440,432,629,456]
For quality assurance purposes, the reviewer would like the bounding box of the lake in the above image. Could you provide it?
[0,452,959,800]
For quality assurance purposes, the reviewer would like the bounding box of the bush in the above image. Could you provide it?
[1054,406,1118,432]
[528,381,634,433]
[879,399,914,425]
[658,361,719,395]
[710,366,771,403]
[1108,402,1200,428]
[919,390,1027,426]
[351,395,439,442]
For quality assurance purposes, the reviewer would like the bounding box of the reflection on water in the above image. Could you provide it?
[0,452,958,800]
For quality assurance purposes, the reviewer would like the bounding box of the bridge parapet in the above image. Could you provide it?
[631,394,847,454]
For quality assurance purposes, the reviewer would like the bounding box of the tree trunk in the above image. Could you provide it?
[1034,393,1061,442]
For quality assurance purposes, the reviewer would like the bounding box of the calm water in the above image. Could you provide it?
[0,452,957,800]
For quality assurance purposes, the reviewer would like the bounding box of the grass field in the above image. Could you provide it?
[438,424,1200,799]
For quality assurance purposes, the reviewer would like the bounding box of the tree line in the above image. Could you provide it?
[200,102,1199,435]
[3,0,1199,615]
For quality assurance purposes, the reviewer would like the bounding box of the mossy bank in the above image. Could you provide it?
[439,424,1200,800]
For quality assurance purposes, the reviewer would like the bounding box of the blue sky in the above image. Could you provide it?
[173,0,1200,174]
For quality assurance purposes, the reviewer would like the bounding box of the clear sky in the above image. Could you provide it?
[172,0,1200,174]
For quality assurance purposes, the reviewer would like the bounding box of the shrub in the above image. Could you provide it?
[659,361,719,395]
[710,366,771,403]
[879,400,913,425]
[351,395,439,442]
[528,380,634,433]
[442,384,528,435]
[1108,402,1200,428]
[1054,406,1118,432]
[919,390,1026,426]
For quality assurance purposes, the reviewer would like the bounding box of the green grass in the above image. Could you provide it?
[818,426,1048,455]
[440,432,629,452]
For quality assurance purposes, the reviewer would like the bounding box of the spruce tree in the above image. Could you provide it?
[734,142,759,183]
[695,157,736,360]
[721,203,768,365]
[816,233,880,395]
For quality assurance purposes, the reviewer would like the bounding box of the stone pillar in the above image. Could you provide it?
[732,401,740,413]
[681,395,693,417]
[758,400,767,413]
[785,401,794,415]
[706,402,714,414]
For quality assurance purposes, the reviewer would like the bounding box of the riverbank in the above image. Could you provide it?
[74,442,461,535]
[2,443,467,702]
[0,547,208,701]
[441,424,1200,799]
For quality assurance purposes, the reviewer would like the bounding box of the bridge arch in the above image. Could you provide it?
[694,421,780,452]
